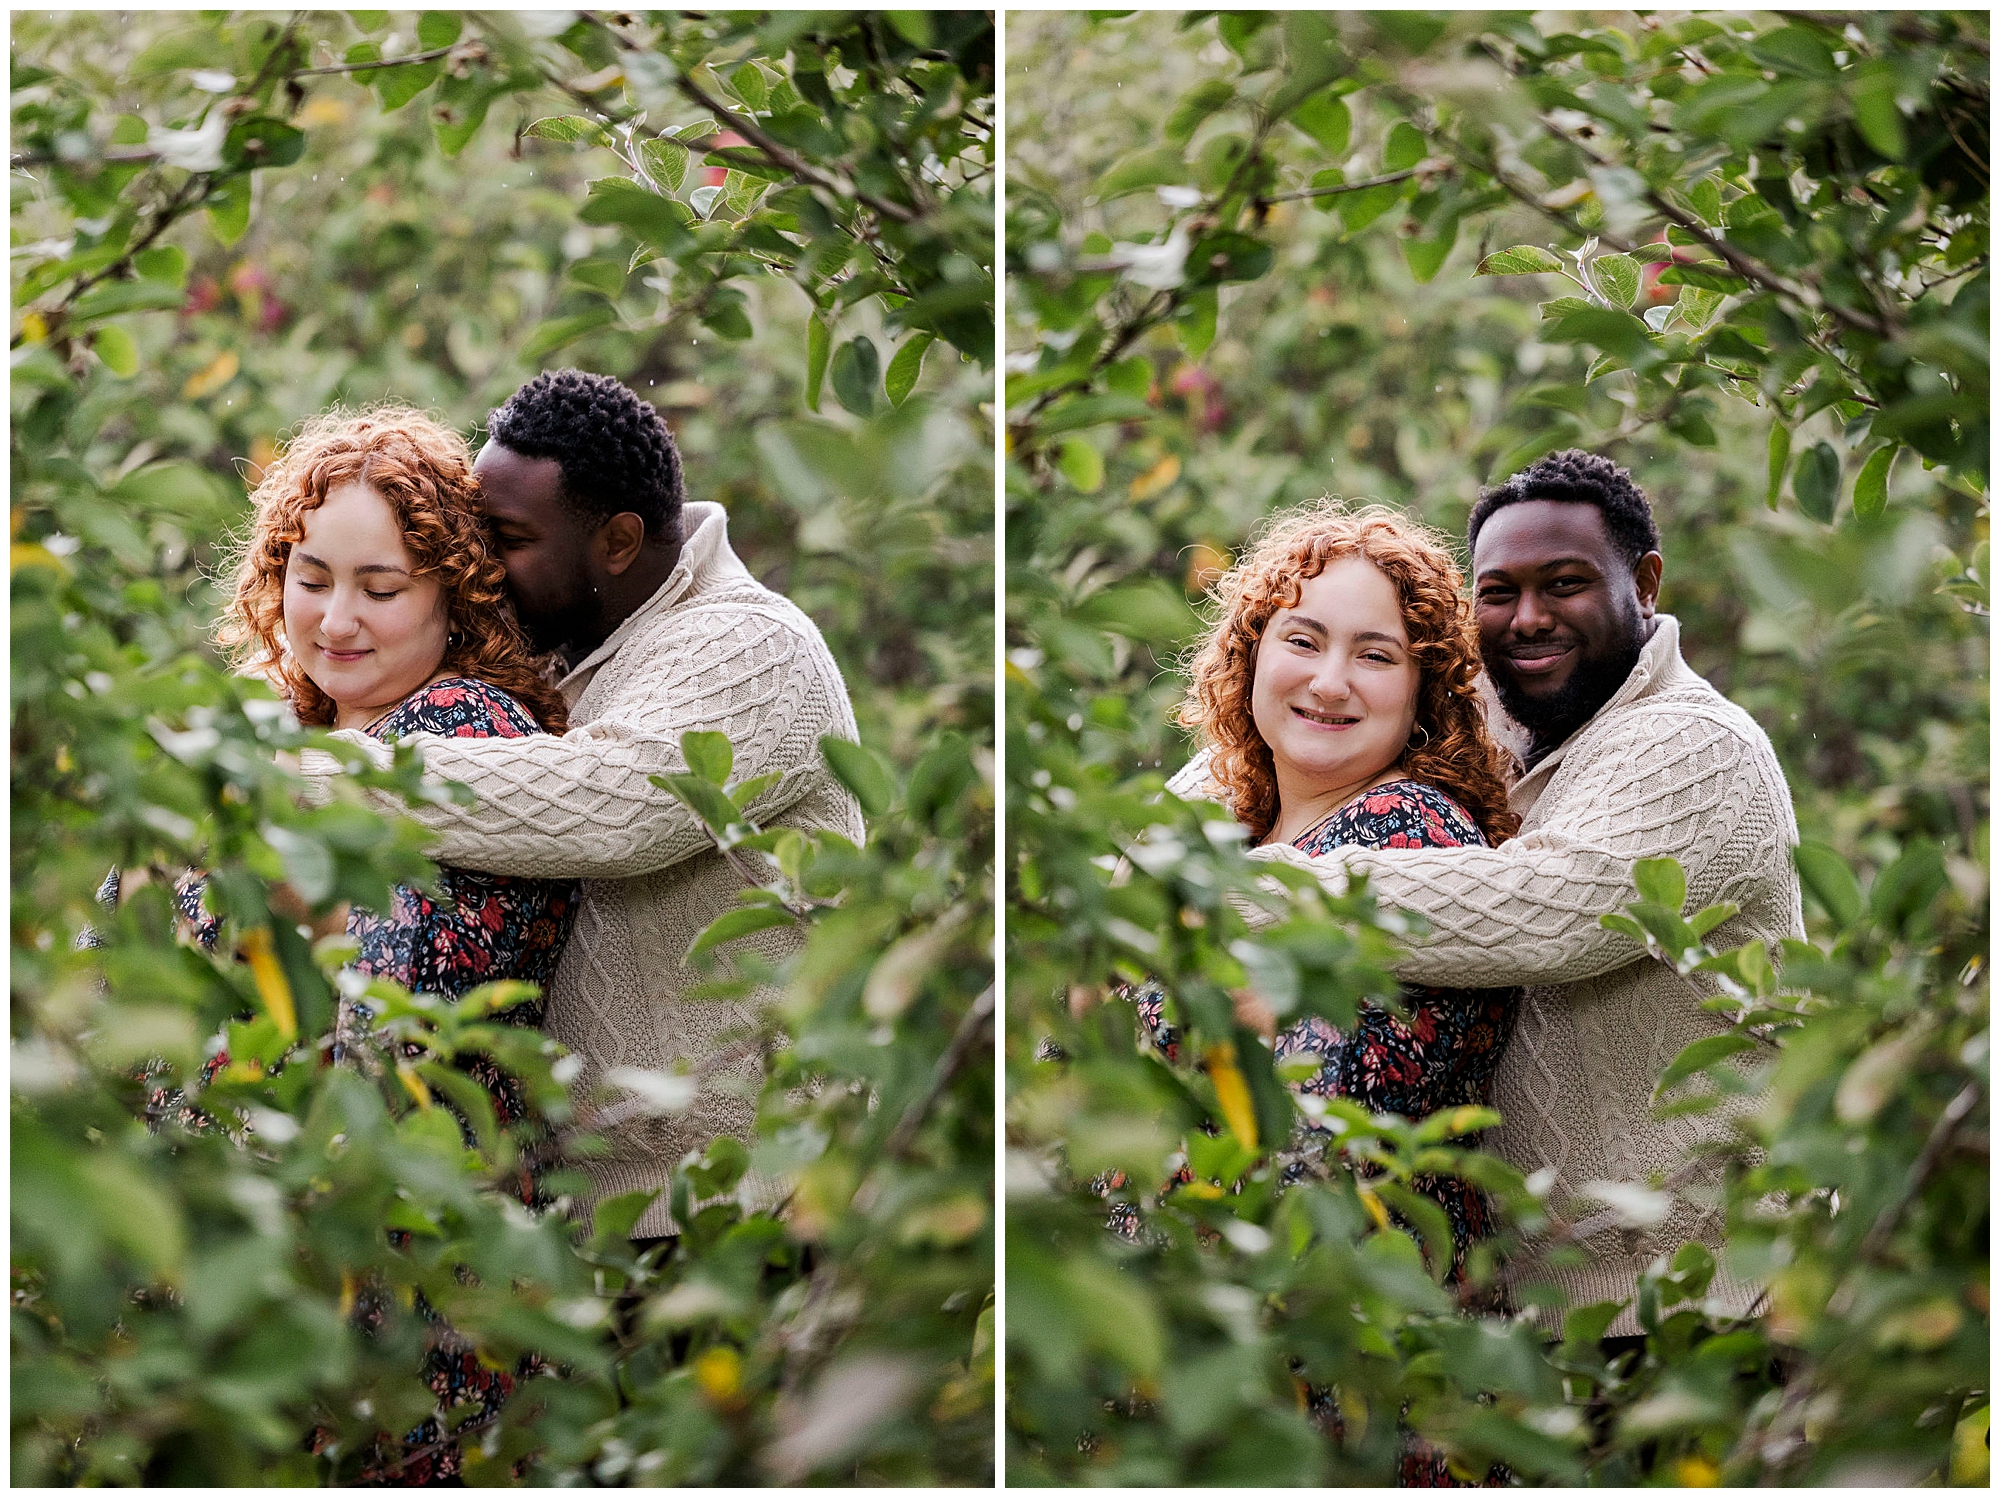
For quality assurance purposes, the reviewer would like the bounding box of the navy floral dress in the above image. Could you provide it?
[174,677,578,1485]
[1124,778,1519,1487]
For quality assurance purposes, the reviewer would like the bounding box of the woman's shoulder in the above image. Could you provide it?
[370,676,545,740]
[1297,777,1489,853]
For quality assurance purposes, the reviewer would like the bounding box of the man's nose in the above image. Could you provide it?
[1511,588,1555,637]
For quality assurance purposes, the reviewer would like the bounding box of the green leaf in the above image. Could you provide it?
[1589,252,1641,309]
[1632,858,1687,912]
[525,115,609,146]
[885,331,934,406]
[1656,263,1746,293]
[1382,121,1427,172]
[1105,356,1151,400]
[1337,181,1404,234]
[591,1188,661,1245]
[651,771,741,834]
[819,736,896,818]
[1539,296,1594,319]
[681,730,734,784]
[92,324,139,378]
[1057,436,1104,494]
[1766,423,1790,510]
[1563,1301,1625,1348]
[1852,444,1895,519]
[1094,145,1191,200]
[805,316,831,412]
[729,61,769,111]
[1848,62,1907,161]
[1402,219,1457,284]
[1687,901,1739,939]
[417,11,462,48]
[1655,1032,1758,1096]
[1794,841,1863,928]
[520,305,617,361]
[641,134,688,191]
[701,290,753,340]
[728,770,783,812]
[374,56,441,112]
[578,177,693,247]
[1175,289,1218,357]
[883,11,934,47]
[206,178,252,247]
[1547,306,1654,362]
[1477,245,1563,276]
[133,244,188,287]
[1793,440,1839,523]
[1167,80,1237,146]
[1073,580,1200,643]
[688,905,798,959]
[1289,92,1350,155]
[566,257,626,297]
[830,335,881,417]
[1187,231,1272,285]
[69,280,186,323]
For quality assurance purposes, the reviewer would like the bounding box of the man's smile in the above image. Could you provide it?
[1501,640,1577,676]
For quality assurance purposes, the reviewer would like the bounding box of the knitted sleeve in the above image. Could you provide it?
[1240,706,1785,989]
[305,602,855,880]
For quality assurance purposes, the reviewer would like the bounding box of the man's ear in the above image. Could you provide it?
[1633,551,1664,615]
[597,512,649,576]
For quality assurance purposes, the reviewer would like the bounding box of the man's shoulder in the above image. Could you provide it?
[1571,667,1785,785]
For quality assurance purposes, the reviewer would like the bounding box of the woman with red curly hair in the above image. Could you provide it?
[1136,503,1522,1483]
[211,405,578,1484]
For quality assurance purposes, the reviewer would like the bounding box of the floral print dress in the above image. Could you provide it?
[174,676,579,1485]
[1126,778,1519,1487]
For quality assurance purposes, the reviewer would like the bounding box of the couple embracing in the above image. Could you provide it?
[236,369,860,1222]
[209,370,859,1477]
[1159,452,1804,1353]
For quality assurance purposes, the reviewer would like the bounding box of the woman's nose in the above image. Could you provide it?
[321,593,361,639]
[1308,658,1353,699]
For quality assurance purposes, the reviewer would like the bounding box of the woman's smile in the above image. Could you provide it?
[1290,704,1362,727]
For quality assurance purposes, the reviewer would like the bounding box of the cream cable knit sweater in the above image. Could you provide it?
[305,501,863,1238]
[1169,616,1803,1331]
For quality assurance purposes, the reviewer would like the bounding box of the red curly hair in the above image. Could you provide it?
[1179,500,1519,847]
[217,406,568,734]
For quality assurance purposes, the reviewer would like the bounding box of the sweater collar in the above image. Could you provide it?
[1491,613,1687,800]
[556,501,749,689]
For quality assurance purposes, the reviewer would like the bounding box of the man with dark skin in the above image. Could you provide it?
[1191,449,1804,1341]
[472,441,677,666]
[1470,496,1664,769]
[306,368,865,1255]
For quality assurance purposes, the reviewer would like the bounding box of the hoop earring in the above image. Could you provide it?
[1407,723,1432,751]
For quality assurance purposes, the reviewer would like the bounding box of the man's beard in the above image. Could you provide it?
[1486,617,1645,763]
[517,591,598,661]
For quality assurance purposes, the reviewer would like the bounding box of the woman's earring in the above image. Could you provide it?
[1407,723,1432,751]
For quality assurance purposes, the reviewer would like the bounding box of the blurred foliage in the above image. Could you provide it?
[1006,9,1986,1485]
[14,9,991,1485]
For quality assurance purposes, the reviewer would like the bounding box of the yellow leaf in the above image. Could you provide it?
[1205,1041,1258,1151]
[338,1270,357,1318]
[397,1065,432,1109]
[297,96,352,129]
[182,349,239,400]
[1674,1455,1721,1486]
[1128,453,1181,501]
[693,1345,742,1406]
[19,311,47,343]
[238,926,297,1039]
[1358,1186,1391,1231]
[1183,540,1230,594]
[11,543,70,577]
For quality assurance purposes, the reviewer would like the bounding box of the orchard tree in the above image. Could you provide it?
[1005,10,1986,1485]
[14,11,993,1485]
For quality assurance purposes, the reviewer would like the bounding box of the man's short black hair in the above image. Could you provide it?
[486,369,684,544]
[1467,449,1661,565]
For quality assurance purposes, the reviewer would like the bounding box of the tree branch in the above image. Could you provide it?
[1257,162,1436,206]
[289,42,459,79]
[882,981,995,1162]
